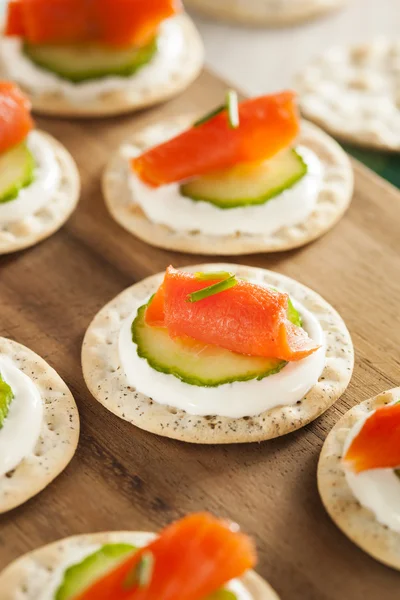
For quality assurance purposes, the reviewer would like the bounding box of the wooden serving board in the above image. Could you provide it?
[1,70,400,600]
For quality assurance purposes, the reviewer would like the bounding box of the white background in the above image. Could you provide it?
[187,0,400,94]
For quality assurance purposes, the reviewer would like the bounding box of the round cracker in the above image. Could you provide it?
[103,117,353,255]
[185,0,347,26]
[81,263,354,444]
[318,387,400,570]
[0,337,80,513]
[1,15,204,118]
[297,40,400,151]
[0,530,279,600]
[0,131,80,255]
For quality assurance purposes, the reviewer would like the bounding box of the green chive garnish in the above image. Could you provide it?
[193,89,240,128]
[123,551,154,589]
[193,104,225,127]
[226,90,239,129]
[187,275,237,303]
[195,271,234,281]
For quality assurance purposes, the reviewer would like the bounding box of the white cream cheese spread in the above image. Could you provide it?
[0,355,43,478]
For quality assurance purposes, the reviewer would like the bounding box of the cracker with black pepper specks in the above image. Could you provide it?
[0,337,79,513]
[318,388,400,570]
[82,263,354,444]
[0,530,280,600]
[0,132,80,255]
[103,118,353,255]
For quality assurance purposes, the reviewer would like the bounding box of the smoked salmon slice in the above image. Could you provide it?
[5,0,180,47]
[74,513,256,600]
[0,82,33,154]
[131,92,300,187]
[344,402,400,473]
[145,267,319,362]
[4,1,24,37]
[97,0,181,48]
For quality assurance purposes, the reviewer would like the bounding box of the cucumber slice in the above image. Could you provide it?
[55,543,136,600]
[0,142,35,204]
[131,304,294,387]
[23,38,158,83]
[0,374,14,428]
[180,148,307,209]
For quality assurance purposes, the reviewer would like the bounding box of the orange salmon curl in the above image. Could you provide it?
[73,513,256,600]
[145,266,319,362]
[5,0,181,47]
[131,92,300,187]
[344,402,400,473]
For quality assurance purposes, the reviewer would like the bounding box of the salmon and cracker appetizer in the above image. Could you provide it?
[0,81,79,254]
[0,513,280,600]
[1,0,204,117]
[318,387,400,570]
[82,263,353,444]
[103,90,353,255]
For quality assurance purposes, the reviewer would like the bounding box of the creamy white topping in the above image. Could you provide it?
[0,131,60,225]
[37,534,251,600]
[118,291,325,419]
[0,355,43,478]
[344,399,400,533]
[127,145,322,236]
[0,18,185,104]
[227,579,253,600]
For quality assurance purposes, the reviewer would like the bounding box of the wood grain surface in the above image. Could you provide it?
[0,70,399,600]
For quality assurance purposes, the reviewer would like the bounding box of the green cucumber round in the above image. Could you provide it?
[131,302,301,387]
[0,142,35,204]
[180,148,307,209]
[23,38,157,83]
